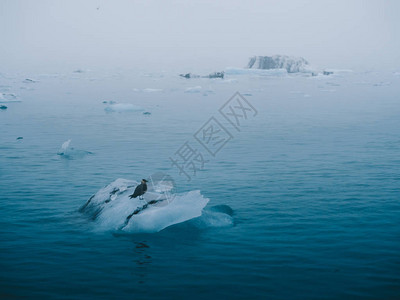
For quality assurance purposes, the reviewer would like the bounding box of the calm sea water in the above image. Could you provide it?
[1,69,399,299]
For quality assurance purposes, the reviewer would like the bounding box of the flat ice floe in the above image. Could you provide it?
[104,103,145,113]
[184,86,202,93]
[0,93,20,103]
[225,67,288,76]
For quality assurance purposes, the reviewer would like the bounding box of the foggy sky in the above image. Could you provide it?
[1,0,399,72]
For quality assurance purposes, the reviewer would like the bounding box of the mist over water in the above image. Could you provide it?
[1,1,400,299]
[1,0,400,73]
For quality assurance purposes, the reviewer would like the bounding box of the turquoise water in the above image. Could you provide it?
[1,70,400,299]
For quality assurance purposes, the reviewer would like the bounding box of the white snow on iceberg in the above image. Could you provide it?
[80,178,210,233]
[247,55,313,73]
[57,139,92,159]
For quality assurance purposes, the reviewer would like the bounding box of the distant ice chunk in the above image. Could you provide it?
[184,86,202,93]
[57,139,92,159]
[247,55,314,74]
[23,78,38,83]
[105,103,145,113]
[373,81,391,86]
[322,69,353,74]
[143,88,163,93]
[0,93,20,103]
[0,105,7,110]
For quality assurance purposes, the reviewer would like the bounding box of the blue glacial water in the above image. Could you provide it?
[1,69,400,299]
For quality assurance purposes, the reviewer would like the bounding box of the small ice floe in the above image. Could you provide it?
[73,69,85,73]
[143,111,151,115]
[16,137,23,140]
[0,93,20,103]
[143,88,163,93]
[325,82,340,86]
[23,78,38,83]
[184,86,202,93]
[132,88,163,93]
[57,139,92,159]
[373,81,391,86]
[104,103,145,113]
[0,105,7,110]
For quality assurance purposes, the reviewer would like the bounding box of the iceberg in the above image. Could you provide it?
[79,178,210,233]
[247,55,314,73]
[57,139,92,159]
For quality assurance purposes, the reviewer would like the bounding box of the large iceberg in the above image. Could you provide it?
[79,178,210,233]
[247,55,312,73]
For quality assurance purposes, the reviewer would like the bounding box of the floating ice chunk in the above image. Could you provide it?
[57,139,92,159]
[0,93,20,103]
[184,86,202,93]
[58,139,71,155]
[105,103,145,113]
[0,105,7,110]
[80,178,210,233]
[23,78,37,83]
[373,81,391,86]
[323,69,353,74]
[143,88,163,93]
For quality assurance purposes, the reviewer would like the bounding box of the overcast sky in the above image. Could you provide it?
[1,0,399,72]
